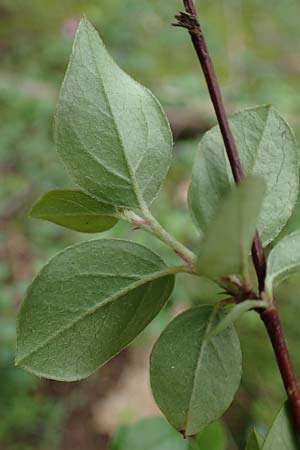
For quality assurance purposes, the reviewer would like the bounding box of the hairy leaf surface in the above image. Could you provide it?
[196,177,265,280]
[188,106,299,246]
[16,239,174,381]
[263,403,299,450]
[31,190,118,233]
[55,18,172,209]
[266,230,300,296]
[150,305,242,436]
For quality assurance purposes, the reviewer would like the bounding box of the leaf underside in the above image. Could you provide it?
[188,106,299,247]
[54,18,173,209]
[16,239,174,381]
[150,305,242,436]
[266,230,300,295]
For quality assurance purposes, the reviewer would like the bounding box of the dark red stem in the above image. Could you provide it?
[177,0,300,432]
[183,0,196,16]
[261,307,300,428]
[174,5,266,291]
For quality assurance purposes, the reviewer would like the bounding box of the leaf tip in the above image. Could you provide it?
[179,429,187,439]
[78,15,96,36]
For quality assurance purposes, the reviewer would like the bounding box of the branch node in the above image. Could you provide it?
[172,12,201,35]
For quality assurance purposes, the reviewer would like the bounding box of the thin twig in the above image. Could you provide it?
[176,0,300,432]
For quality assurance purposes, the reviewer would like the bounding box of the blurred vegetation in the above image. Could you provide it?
[1,1,300,449]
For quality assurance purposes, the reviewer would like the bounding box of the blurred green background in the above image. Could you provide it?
[1,0,300,449]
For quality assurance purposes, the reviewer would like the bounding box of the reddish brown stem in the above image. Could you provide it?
[177,0,300,432]
[261,307,300,429]
[183,0,196,16]
[173,7,266,291]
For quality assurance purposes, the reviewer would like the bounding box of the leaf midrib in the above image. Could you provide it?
[16,266,174,365]
[85,22,145,209]
[184,308,217,432]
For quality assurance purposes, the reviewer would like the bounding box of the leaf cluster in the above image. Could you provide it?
[16,18,300,446]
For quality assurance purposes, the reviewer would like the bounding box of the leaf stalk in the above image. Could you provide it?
[123,209,197,269]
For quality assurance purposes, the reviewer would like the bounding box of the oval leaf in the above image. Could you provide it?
[150,305,242,437]
[55,18,172,209]
[196,177,265,280]
[16,239,174,381]
[30,190,118,233]
[246,430,263,450]
[266,230,300,296]
[263,403,299,450]
[188,106,299,246]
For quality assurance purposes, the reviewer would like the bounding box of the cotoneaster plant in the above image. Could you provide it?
[16,1,300,449]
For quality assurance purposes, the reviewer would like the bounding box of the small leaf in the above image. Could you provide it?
[55,18,172,209]
[16,239,174,381]
[246,429,264,450]
[30,190,118,233]
[263,402,299,450]
[150,305,242,437]
[110,417,189,450]
[266,230,300,296]
[188,106,299,246]
[196,177,265,280]
[207,300,267,340]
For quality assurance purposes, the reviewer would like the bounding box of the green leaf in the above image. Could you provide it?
[30,190,118,233]
[110,417,189,450]
[266,230,300,296]
[190,421,227,450]
[150,305,242,437]
[188,106,299,247]
[110,426,129,450]
[54,18,172,209]
[196,177,265,280]
[16,239,175,381]
[263,402,299,450]
[110,418,227,450]
[207,300,267,340]
[246,429,263,450]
